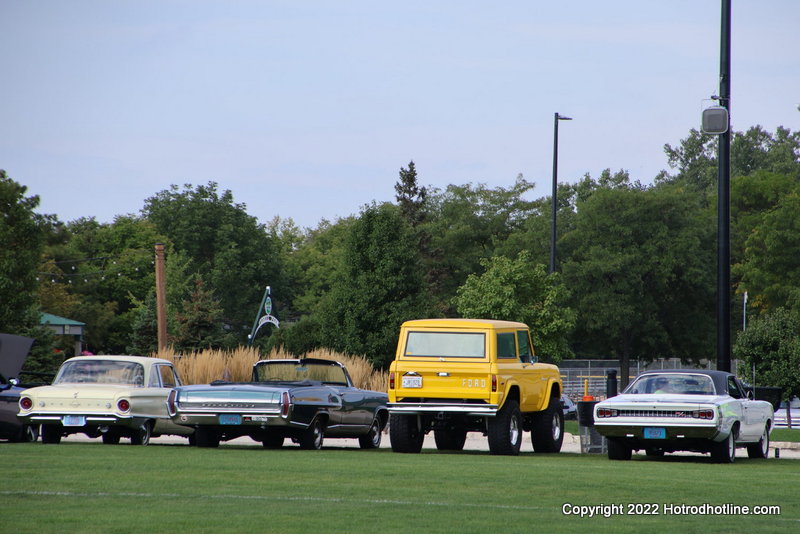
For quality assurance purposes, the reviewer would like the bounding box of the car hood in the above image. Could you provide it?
[0,333,35,380]
[599,393,729,406]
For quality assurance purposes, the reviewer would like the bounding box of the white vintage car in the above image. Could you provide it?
[593,370,773,463]
[18,355,194,445]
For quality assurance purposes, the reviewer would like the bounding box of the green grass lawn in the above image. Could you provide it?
[3,441,799,534]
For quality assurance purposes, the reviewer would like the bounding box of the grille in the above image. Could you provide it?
[617,409,696,418]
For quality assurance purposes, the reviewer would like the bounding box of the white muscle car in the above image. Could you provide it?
[17,355,194,445]
[593,370,773,463]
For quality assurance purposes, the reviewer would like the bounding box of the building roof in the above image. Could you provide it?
[40,313,86,327]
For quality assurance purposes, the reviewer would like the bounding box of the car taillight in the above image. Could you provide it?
[597,408,617,418]
[281,391,291,417]
[389,372,395,389]
[694,409,714,419]
[117,399,131,412]
[167,390,177,415]
[19,397,32,410]
[491,375,497,393]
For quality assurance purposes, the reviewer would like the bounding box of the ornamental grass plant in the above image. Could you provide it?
[155,345,387,392]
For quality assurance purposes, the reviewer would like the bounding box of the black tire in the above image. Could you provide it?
[358,418,382,449]
[262,433,285,449]
[102,430,121,445]
[488,399,522,456]
[433,427,467,451]
[710,430,736,463]
[130,421,152,446]
[12,424,39,443]
[195,426,220,448]
[746,425,770,459]
[41,424,62,444]
[389,414,424,453]
[531,396,565,453]
[299,418,324,450]
[607,438,632,460]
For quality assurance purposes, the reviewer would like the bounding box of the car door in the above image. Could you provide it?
[728,377,758,441]
[147,364,184,433]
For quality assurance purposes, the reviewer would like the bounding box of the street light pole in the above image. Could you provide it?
[550,112,572,273]
[716,0,732,372]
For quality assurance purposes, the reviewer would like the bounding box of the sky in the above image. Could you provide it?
[2,1,799,230]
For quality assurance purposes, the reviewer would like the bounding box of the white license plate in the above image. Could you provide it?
[245,416,271,422]
[62,415,86,427]
[402,375,422,388]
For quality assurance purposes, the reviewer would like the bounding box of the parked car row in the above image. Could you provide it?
[14,355,388,450]
[3,320,778,464]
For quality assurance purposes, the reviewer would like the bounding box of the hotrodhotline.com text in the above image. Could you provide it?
[562,503,782,518]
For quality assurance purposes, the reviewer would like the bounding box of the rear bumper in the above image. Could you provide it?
[388,402,498,417]
[170,411,298,428]
[19,412,134,427]
[594,421,721,441]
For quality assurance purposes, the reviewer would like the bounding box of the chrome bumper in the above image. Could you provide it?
[388,402,498,417]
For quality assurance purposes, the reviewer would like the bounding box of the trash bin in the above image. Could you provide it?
[577,400,606,454]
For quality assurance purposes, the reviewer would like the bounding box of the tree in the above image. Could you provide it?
[561,185,715,387]
[422,176,538,314]
[394,160,427,227]
[658,126,800,194]
[43,215,166,353]
[734,308,800,428]
[736,189,800,312]
[173,276,226,352]
[316,203,431,367]
[0,170,49,331]
[143,182,283,340]
[452,252,575,362]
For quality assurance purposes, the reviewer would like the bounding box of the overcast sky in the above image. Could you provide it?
[2,1,798,229]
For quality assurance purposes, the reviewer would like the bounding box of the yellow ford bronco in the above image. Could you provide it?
[388,318,563,455]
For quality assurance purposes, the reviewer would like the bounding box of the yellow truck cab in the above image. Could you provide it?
[388,318,563,455]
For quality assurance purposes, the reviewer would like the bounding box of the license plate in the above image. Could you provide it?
[219,414,242,425]
[402,375,422,388]
[644,427,666,439]
[245,416,271,422]
[62,415,86,427]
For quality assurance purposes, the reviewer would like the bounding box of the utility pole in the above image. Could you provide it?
[154,243,168,351]
[716,0,732,372]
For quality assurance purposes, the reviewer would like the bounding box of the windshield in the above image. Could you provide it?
[54,360,145,387]
[254,361,348,385]
[404,331,486,358]
[624,373,716,395]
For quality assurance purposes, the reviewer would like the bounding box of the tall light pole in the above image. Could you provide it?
[550,112,572,273]
[717,0,732,372]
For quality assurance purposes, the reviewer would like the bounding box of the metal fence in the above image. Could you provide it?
[559,358,738,400]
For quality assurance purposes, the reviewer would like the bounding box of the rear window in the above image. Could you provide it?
[404,331,486,358]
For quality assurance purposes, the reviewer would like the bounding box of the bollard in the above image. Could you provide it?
[577,400,606,454]
[606,369,618,398]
